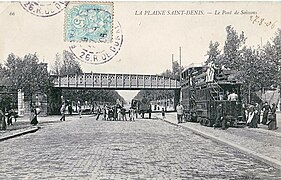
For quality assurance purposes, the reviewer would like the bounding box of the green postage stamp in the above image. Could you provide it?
[65,2,113,43]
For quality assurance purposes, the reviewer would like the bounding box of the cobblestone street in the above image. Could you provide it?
[1,116,281,179]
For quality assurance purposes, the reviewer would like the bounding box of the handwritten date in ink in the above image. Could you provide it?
[250,15,277,29]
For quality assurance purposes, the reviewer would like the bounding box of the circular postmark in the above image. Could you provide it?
[20,1,69,17]
[69,21,123,65]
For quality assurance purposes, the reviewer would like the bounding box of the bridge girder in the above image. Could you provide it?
[52,73,181,90]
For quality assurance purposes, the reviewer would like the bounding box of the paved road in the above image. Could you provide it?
[1,116,281,179]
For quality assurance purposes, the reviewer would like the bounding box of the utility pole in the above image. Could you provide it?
[179,47,182,88]
[172,54,174,67]
[179,47,182,103]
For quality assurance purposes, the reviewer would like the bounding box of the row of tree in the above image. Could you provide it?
[0,50,125,113]
[206,26,281,102]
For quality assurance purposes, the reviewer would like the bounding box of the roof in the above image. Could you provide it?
[182,63,205,73]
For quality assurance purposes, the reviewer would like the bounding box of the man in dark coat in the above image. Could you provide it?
[214,104,225,129]
[96,106,102,121]
[261,102,271,125]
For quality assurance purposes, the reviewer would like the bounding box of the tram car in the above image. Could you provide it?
[181,64,245,127]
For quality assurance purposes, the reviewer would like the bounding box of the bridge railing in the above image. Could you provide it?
[52,73,180,89]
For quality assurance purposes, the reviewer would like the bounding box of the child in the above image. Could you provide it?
[161,108,165,119]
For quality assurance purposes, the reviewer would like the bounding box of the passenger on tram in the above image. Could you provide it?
[227,91,238,101]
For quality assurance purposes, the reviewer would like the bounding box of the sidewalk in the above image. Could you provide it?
[0,114,81,141]
[154,112,281,170]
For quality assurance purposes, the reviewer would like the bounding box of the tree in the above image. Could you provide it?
[204,26,280,104]
[4,53,50,101]
[205,41,222,65]
[50,50,83,76]
[222,25,246,70]
[271,29,281,86]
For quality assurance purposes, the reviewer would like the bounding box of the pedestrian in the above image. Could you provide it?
[161,108,165,119]
[268,103,277,130]
[77,101,82,118]
[108,107,114,121]
[121,107,127,121]
[252,105,259,128]
[129,107,135,121]
[117,108,122,120]
[214,103,225,129]
[96,106,102,120]
[261,102,271,125]
[255,103,261,124]
[148,104,152,119]
[7,107,13,126]
[247,105,257,128]
[176,102,184,123]
[60,103,66,121]
[112,106,117,121]
[102,105,107,120]
[68,104,73,115]
[30,104,38,125]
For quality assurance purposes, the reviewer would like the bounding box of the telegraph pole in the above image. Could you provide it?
[179,47,182,88]
[172,54,174,66]
[179,47,182,104]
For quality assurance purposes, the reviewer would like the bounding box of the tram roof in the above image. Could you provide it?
[182,63,205,72]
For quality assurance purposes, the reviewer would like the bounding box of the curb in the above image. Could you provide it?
[0,126,40,142]
[160,117,281,170]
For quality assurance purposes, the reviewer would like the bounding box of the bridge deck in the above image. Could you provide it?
[52,73,180,90]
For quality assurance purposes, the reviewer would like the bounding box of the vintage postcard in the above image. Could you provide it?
[0,1,281,179]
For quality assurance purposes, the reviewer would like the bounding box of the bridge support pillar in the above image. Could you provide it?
[48,88,62,115]
[174,89,181,110]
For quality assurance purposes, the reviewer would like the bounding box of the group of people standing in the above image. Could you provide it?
[245,102,278,130]
[95,105,136,121]
[0,107,18,130]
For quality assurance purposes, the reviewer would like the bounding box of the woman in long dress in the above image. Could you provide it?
[30,104,38,125]
[268,103,277,130]
[247,105,255,128]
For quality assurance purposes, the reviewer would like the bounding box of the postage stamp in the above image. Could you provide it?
[20,1,69,17]
[65,2,114,43]
[69,21,123,65]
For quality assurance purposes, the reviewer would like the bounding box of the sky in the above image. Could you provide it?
[0,1,280,101]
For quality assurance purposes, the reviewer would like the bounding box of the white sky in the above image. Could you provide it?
[0,1,280,101]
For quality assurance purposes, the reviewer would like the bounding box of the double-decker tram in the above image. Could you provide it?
[181,64,245,127]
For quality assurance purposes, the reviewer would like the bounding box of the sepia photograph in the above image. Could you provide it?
[0,1,281,179]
